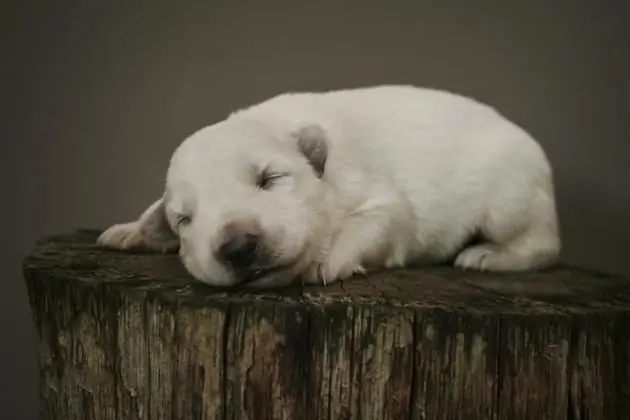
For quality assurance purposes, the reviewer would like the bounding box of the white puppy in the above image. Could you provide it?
[97,85,561,288]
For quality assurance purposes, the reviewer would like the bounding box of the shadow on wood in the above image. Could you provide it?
[23,229,630,420]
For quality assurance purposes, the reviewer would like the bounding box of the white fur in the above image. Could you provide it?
[98,85,561,288]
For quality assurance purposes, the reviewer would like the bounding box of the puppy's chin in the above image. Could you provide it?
[181,261,239,288]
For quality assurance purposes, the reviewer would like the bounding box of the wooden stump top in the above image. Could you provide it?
[22,230,630,419]
[23,229,630,314]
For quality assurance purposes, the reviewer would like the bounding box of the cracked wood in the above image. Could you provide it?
[23,229,630,420]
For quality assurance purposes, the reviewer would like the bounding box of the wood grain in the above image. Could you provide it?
[23,229,630,420]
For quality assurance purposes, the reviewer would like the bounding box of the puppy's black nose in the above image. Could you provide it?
[219,233,259,268]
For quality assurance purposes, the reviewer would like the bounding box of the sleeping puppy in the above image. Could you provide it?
[97,85,561,288]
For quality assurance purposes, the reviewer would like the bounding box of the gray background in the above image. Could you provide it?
[3,1,629,418]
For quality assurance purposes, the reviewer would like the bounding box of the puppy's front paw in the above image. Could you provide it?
[303,259,366,286]
[97,222,145,250]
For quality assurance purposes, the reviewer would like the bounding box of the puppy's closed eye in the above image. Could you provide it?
[257,167,289,191]
[176,214,192,228]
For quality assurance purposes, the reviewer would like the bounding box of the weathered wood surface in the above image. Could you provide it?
[23,229,630,420]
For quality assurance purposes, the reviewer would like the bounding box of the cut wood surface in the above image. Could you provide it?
[23,229,630,420]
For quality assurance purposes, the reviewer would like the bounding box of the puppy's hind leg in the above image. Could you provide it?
[454,183,561,272]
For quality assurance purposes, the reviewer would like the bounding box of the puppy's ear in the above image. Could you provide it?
[293,124,328,178]
[138,198,179,246]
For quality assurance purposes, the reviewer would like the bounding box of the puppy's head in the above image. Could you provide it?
[154,120,330,288]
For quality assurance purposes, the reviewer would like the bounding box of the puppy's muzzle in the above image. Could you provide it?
[217,222,289,285]
[218,233,260,269]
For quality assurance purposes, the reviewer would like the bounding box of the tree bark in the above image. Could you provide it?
[23,229,630,420]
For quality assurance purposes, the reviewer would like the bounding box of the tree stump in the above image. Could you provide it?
[23,229,630,420]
